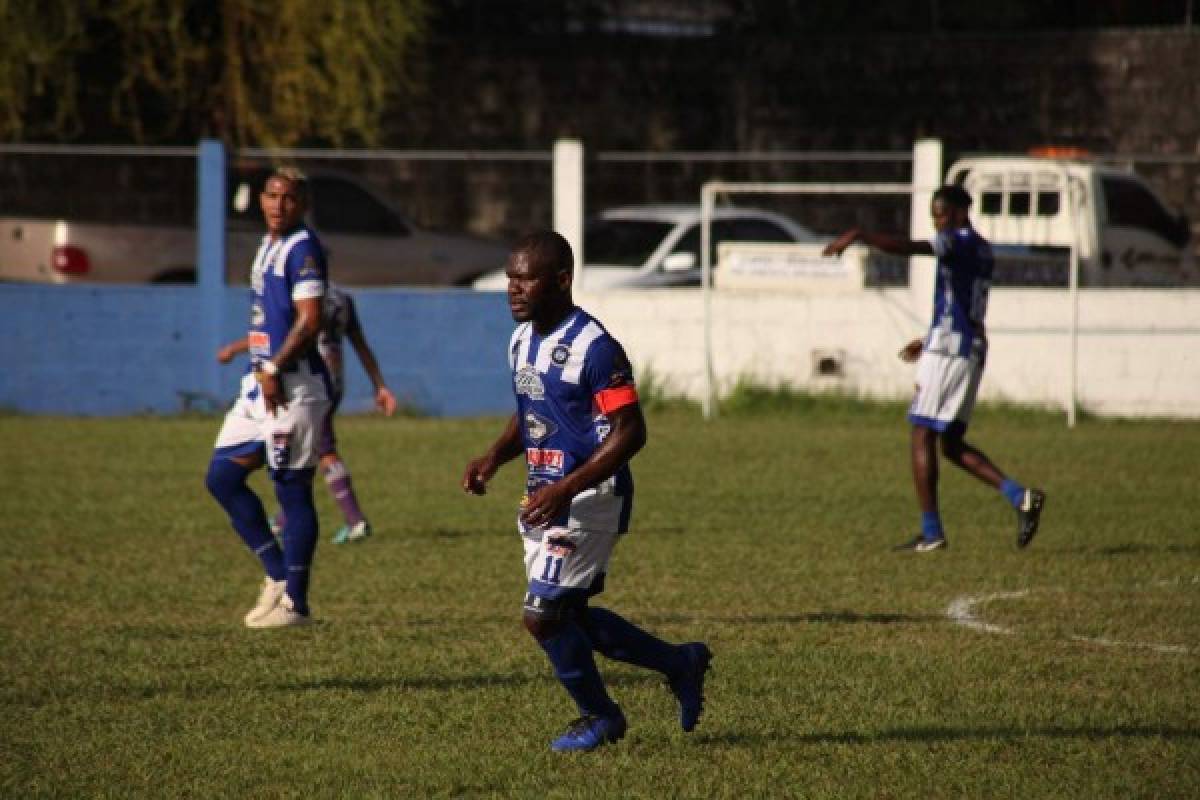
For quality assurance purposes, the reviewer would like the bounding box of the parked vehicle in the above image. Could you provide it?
[948,152,1195,286]
[0,167,508,286]
[473,205,820,290]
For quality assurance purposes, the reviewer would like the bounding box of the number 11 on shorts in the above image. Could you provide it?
[540,555,563,584]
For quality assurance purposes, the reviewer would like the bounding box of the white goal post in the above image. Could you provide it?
[697,140,1083,425]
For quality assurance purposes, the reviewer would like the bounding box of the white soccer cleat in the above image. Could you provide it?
[245,594,312,629]
[243,577,287,625]
[332,519,372,544]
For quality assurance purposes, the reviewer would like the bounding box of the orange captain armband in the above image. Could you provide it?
[594,384,639,414]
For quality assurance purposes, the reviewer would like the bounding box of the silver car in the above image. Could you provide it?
[474,205,819,290]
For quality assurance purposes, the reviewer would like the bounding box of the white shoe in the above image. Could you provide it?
[243,577,287,625]
[246,594,312,629]
[332,519,372,544]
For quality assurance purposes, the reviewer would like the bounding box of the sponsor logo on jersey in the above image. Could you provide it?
[524,411,558,444]
[248,331,270,354]
[299,255,319,277]
[250,303,265,327]
[551,344,570,365]
[526,448,564,473]
[515,365,545,400]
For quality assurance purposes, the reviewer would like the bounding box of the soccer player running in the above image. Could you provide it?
[219,284,398,544]
[823,185,1045,552]
[205,167,331,627]
[462,231,712,752]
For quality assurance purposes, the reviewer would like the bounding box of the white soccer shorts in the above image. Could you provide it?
[907,342,985,434]
[522,525,618,600]
[213,368,331,471]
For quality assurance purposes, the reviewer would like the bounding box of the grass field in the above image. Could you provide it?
[2,399,1198,798]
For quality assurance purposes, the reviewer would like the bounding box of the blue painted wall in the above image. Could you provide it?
[0,284,516,417]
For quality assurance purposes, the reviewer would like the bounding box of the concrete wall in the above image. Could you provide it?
[2,283,1196,418]
[575,284,1200,418]
[0,285,514,417]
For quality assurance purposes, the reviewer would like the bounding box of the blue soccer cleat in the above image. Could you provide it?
[669,642,713,732]
[550,711,627,753]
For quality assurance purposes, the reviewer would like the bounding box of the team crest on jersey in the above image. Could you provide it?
[515,365,545,400]
[524,411,558,444]
[551,344,570,366]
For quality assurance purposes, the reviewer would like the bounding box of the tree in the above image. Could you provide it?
[1,0,428,146]
[0,1,89,141]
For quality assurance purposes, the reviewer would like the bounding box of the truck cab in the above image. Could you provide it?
[947,153,1195,286]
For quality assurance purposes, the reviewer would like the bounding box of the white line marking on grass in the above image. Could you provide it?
[947,588,1192,654]
[945,590,1028,635]
[1069,635,1189,655]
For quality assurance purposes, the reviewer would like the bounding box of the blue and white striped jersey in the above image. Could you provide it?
[928,226,993,357]
[508,307,638,532]
[246,225,328,377]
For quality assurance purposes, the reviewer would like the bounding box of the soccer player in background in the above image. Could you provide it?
[205,167,330,627]
[823,185,1046,552]
[462,231,712,752]
[219,284,398,544]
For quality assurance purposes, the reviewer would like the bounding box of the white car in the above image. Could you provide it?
[473,205,819,290]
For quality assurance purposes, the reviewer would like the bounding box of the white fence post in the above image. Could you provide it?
[553,139,585,285]
[909,138,943,325]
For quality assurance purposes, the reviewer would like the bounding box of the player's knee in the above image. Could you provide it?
[205,457,245,500]
[274,471,315,510]
[522,593,577,640]
[321,456,347,481]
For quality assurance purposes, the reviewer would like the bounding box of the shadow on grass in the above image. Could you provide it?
[1083,543,1200,557]
[702,724,1200,746]
[643,611,939,626]
[279,673,534,693]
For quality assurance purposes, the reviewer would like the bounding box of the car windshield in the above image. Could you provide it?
[584,219,675,266]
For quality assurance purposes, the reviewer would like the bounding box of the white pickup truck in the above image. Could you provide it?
[0,167,508,286]
[718,151,1195,289]
[949,152,1194,286]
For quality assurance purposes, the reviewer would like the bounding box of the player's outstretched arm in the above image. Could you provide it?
[462,413,524,495]
[347,325,397,416]
[823,228,934,258]
[216,337,249,364]
[520,404,646,529]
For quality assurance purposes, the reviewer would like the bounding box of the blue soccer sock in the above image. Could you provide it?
[274,469,318,616]
[205,457,285,580]
[583,606,687,678]
[921,511,944,541]
[538,622,620,718]
[1000,478,1027,509]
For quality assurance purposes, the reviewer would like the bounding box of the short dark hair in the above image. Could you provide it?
[265,166,310,202]
[933,185,972,210]
[512,230,574,275]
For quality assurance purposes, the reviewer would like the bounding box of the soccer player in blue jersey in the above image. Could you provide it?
[206,167,332,627]
[824,185,1045,551]
[218,284,398,544]
[462,231,712,752]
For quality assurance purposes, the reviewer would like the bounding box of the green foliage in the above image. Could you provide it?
[0,0,88,140]
[2,0,428,146]
[1,409,1198,796]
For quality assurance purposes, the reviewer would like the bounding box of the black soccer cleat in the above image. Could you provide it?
[893,535,947,552]
[1016,488,1046,549]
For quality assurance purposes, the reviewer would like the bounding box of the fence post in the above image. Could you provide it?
[553,138,585,284]
[909,138,942,325]
[197,139,226,400]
